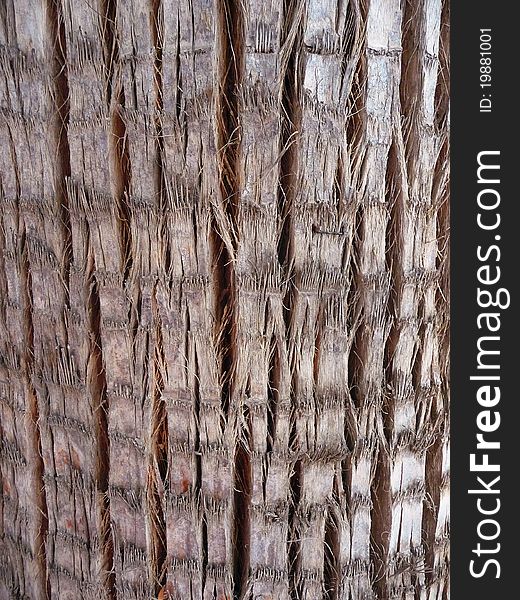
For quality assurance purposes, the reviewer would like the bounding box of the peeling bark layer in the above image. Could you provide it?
[0,1,449,599]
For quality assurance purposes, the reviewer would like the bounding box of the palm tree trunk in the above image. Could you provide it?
[0,0,449,599]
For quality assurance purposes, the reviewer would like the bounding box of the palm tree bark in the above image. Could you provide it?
[0,0,449,599]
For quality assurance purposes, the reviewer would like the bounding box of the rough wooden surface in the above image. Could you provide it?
[0,0,449,598]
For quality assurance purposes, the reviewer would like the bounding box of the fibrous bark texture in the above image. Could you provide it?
[0,0,449,599]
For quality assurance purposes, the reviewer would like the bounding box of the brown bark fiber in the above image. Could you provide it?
[0,0,449,599]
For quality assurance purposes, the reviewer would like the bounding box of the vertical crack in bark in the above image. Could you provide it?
[371,142,400,600]
[46,0,72,309]
[151,0,164,271]
[277,0,300,276]
[20,229,49,599]
[216,0,246,595]
[371,451,392,600]
[101,0,117,112]
[336,3,366,592]
[200,514,209,597]
[233,403,251,599]
[277,2,302,597]
[344,22,366,432]
[347,208,364,413]
[109,100,133,284]
[346,0,370,413]
[87,255,115,599]
[151,287,168,594]
[192,346,208,594]
[102,0,133,284]
[422,431,442,587]
[152,0,167,265]
[434,0,450,131]
[266,339,280,458]
[324,485,340,600]
[149,2,168,594]
[288,451,302,600]
[215,0,241,414]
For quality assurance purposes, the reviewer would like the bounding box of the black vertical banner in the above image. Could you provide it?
[452,3,517,598]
